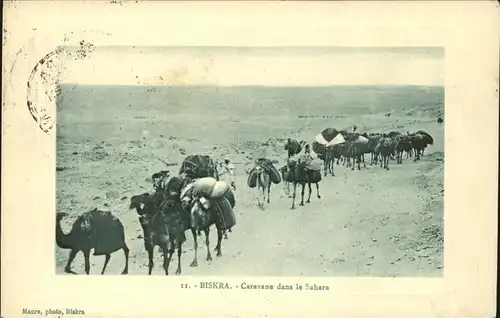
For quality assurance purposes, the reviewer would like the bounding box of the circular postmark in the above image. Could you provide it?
[26,47,64,134]
[26,39,96,134]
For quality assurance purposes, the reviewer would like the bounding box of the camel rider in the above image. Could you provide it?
[221,158,236,191]
[299,144,315,172]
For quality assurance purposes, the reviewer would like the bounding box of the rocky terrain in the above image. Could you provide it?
[55,84,444,276]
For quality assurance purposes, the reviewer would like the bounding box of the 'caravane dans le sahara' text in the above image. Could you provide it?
[200,282,329,291]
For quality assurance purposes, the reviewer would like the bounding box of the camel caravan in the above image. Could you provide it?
[56,126,434,275]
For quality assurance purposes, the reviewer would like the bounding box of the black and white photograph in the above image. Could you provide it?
[55,46,445,276]
[3,2,498,318]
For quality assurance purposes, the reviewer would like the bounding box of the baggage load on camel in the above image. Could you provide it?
[327,133,345,146]
[314,133,329,146]
[180,183,194,200]
[258,159,281,184]
[179,154,216,179]
[247,168,258,188]
[250,160,282,185]
[211,180,230,199]
[213,196,236,230]
[355,135,369,144]
[321,127,339,142]
[191,177,229,200]
[224,188,236,208]
[308,158,323,171]
[267,164,282,184]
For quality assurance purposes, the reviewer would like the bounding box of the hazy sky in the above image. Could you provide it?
[59,47,444,86]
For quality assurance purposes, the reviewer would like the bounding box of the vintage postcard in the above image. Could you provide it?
[2,1,498,318]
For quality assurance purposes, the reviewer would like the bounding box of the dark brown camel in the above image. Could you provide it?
[129,192,186,275]
[284,159,322,209]
[162,175,237,267]
[56,209,129,275]
[375,136,393,170]
[394,135,412,164]
[284,138,302,158]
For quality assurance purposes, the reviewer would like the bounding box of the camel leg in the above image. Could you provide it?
[64,249,78,274]
[190,229,198,267]
[215,227,223,257]
[163,245,173,275]
[299,184,305,206]
[147,245,154,275]
[267,183,271,203]
[362,154,366,168]
[83,249,91,275]
[291,182,297,209]
[306,182,312,203]
[121,245,129,274]
[175,243,182,275]
[204,228,213,261]
[101,254,111,275]
[316,182,321,199]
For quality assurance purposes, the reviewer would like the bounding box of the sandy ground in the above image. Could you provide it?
[56,119,443,277]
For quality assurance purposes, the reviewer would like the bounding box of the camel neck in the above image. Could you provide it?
[55,219,73,249]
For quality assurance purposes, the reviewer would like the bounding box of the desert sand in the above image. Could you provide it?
[55,85,444,276]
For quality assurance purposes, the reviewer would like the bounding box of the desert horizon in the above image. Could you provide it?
[56,82,444,276]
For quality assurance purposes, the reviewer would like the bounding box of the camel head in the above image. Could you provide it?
[254,165,264,175]
[129,193,151,215]
[56,212,68,221]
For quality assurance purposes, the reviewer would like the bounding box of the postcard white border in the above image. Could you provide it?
[2,1,498,317]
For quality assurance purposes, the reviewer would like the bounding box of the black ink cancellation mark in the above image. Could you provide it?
[26,47,64,134]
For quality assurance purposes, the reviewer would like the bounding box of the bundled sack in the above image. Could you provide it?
[213,196,236,230]
[179,155,217,179]
[248,159,282,185]
[247,168,258,188]
[309,158,323,171]
[355,135,369,144]
[191,177,230,200]
[259,159,282,184]
[328,133,345,146]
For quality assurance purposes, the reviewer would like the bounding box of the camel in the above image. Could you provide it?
[368,134,382,165]
[394,135,412,164]
[56,209,129,275]
[187,195,235,267]
[129,193,186,275]
[254,164,272,208]
[284,138,302,158]
[285,159,322,209]
[323,145,342,176]
[178,174,235,240]
[409,133,430,161]
[412,130,434,158]
[344,134,370,171]
[376,136,392,170]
